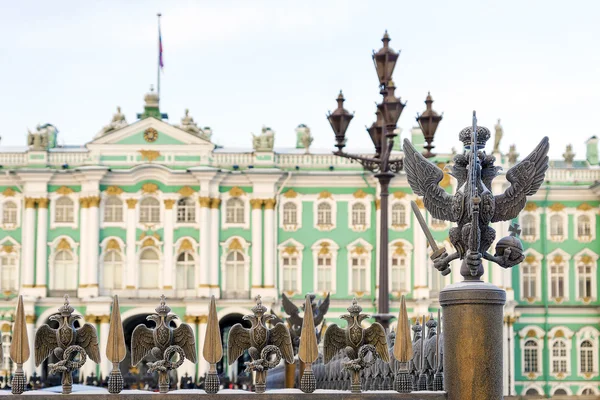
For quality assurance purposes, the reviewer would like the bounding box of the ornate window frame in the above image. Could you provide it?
[389,199,410,232]
[136,240,163,290]
[348,197,371,232]
[519,209,540,243]
[0,194,21,231]
[520,249,542,303]
[546,207,568,242]
[519,325,545,380]
[578,385,599,395]
[99,237,126,292]
[548,326,574,379]
[48,236,79,291]
[220,236,251,298]
[574,204,596,243]
[49,190,79,230]
[311,239,339,295]
[137,195,162,228]
[521,384,544,396]
[429,213,449,231]
[550,385,572,396]
[175,193,200,228]
[546,249,571,303]
[173,236,199,293]
[314,197,336,232]
[574,249,598,303]
[347,238,372,296]
[221,189,250,230]
[100,194,127,229]
[279,197,302,232]
[576,326,599,379]
[388,239,413,296]
[0,237,20,292]
[278,238,304,296]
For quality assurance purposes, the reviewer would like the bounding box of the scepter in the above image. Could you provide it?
[467,111,481,278]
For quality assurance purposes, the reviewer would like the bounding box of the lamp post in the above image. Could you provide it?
[327,32,406,331]
[416,92,443,158]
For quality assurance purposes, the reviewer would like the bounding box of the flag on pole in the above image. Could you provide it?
[159,21,164,70]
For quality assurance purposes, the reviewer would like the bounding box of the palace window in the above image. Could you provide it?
[550,260,566,300]
[550,214,564,238]
[102,250,123,289]
[282,255,299,293]
[317,202,332,226]
[553,389,568,395]
[351,203,366,227]
[577,262,593,300]
[524,339,539,373]
[391,255,407,292]
[224,250,246,293]
[316,254,333,293]
[2,201,17,225]
[350,255,368,293]
[431,218,447,229]
[522,262,538,300]
[139,248,160,289]
[1,334,12,372]
[525,388,541,396]
[176,252,195,290]
[55,196,74,223]
[225,198,245,224]
[53,250,77,290]
[104,196,123,222]
[139,197,160,223]
[552,340,568,374]
[522,215,536,239]
[580,340,594,374]
[391,203,406,227]
[0,255,17,291]
[582,388,596,395]
[177,197,196,223]
[282,202,297,226]
[577,215,592,239]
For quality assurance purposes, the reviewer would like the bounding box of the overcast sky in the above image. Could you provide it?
[2,1,599,159]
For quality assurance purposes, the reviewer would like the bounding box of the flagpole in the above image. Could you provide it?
[157,13,162,100]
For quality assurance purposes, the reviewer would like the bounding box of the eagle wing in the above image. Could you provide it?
[364,323,390,363]
[131,325,154,366]
[227,323,251,365]
[173,323,197,364]
[314,292,331,327]
[323,324,347,364]
[269,323,294,364]
[76,323,101,364]
[281,293,302,329]
[403,139,457,222]
[35,325,58,366]
[268,310,284,327]
[492,137,549,223]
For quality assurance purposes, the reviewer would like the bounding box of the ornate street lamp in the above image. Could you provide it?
[328,32,410,331]
[416,92,443,158]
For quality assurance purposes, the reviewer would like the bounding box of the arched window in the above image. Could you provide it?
[282,202,297,226]
[316,253,333,292]
[53,250,76,290]
[104,196,123,222]
[282,253,299,293]
[580,340,594,373]
[350,254,368,293]
[554,388,568,395]
[391,254,407,292]
[224,250,245,292]
[524,339,539,373]
[1,334,12,372]
[317,203,332,226]
[391,203,406,226]
[522,262,537,299]
[139,248,160,289]
[225,198,245,224]
[550,214,564,237]
[550,260,565,300]
[552,340,568,373]
[176,252,195,290]
[525,388,541,395]
[578,261,593,300]
[177,198,196,223]
[582,388,595,395]
[0,254,17,291]
[2,201,17,225]
[578,215,592,238]
[139,197,160,223]
[351,203,366,227]
[522,215,536,238]
[103,250,123,289]
[55,196,74,223]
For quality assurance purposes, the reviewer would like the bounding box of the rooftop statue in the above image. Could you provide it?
[177,109,211,141]
[403,112,549,281]
[493,118,503,153]
[27,123,58,150]
[95,107,128,138]
[252,126,275,152]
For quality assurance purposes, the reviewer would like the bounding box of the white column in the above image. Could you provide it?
[198,198,211,296]
[163,200,175,290]
[85,197,100,297]
[78,199,89,294]
[263,199,276,298]
[21,199,36,291]
[81,316,97,380]
[25,319,35,379]
[126,199,137,289]
[181,317,197,382]
[375,199,381,296]
[250,199,263,296]
[210,199,221,298]
[99,316,111,379]
[413,203,429,299]
[35,199,49,294]
[197,317,208,378]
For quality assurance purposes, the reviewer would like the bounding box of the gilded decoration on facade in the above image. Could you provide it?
[353,189,368,199]
[57,238,71,251]
[283,245,297,255]
[1,245,14,253]
[139,150,160,162]
[88,196,101,208]
[178,186,195,197]
[549,203,565,212]
[318,242,330,255]
[210,198,221,209]
[283,189,298,198]
[163,199,176,209]
[393,191,407,199]
[414,198,424,209]
[351,245,368,255]
[524,202,538,212]
[56,186,74,195]
[393,242,406,256]
[580,255,593,265]
[141,183,159,194]
[264,198,276,209]
[552,254,564,264]
[577,203,593,211]
[142,238,156,248]
[228,238,243,251]
[2,188,16,197]
[318,190,333,200]
[229,187,245,197]
[79,197,90,208]
[250,199,263,210]
[179,239,193,253]
[24,198,36,208]
[436,163,452,188]
[143,128,159,143]
[36,198,48,208]
[106,239,121,251]
[375,199,381,210]
[199,197,211,208]
[105,186,124,196]
[126,199,138,209]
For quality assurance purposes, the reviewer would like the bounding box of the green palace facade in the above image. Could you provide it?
[0,90,598,396]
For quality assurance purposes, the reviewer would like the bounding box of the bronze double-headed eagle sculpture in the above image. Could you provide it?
[404,112,549,280]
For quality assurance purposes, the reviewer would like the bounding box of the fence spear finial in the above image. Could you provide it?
[10,295,30,394]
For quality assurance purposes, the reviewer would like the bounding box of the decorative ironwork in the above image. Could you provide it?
[203,296,222,394]
[106,295,126,394]
[10,296,29,394]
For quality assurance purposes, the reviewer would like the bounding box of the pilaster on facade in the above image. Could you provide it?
[162,197,178,292]
[34,198,49,297]
[262,198,277,299]
[250,198,264,300]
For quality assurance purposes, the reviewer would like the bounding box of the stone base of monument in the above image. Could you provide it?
[440,281,505,400]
